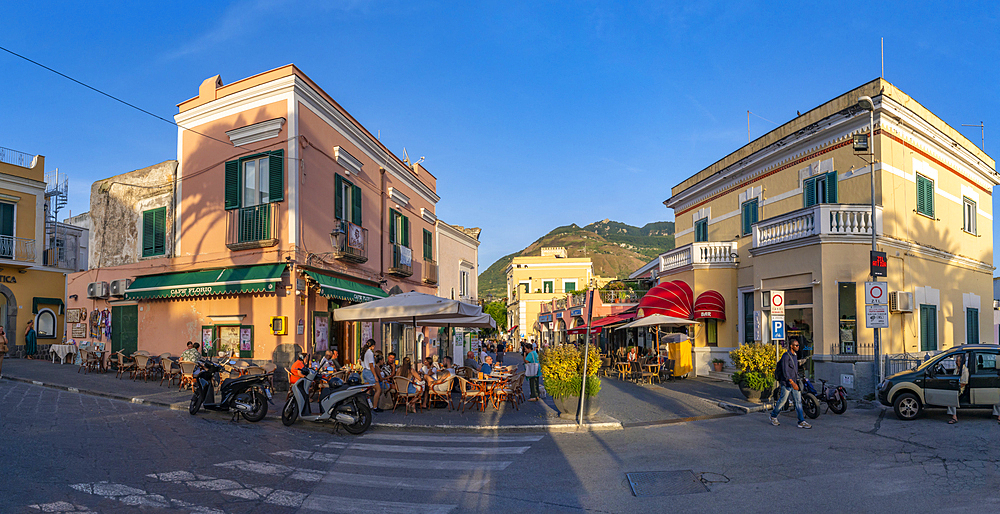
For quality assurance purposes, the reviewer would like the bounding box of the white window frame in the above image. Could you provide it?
[963,196,976,235]
[35,308,57,339]
[242,155,270,207]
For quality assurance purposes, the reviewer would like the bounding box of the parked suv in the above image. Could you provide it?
[878,344,999,420]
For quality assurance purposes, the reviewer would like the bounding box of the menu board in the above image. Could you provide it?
[202,328,214,352]
[240,328,252,351]
[315,315,329,352]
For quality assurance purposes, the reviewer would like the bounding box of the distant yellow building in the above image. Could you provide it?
[505,247,603,344]
[0,147,75,356]
[650,78,997,391]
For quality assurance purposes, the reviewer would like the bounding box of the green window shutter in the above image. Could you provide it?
[967,308,979,344]
[351,184,362,226]
[804,177,817,207]
[741,203,750,235]
[565,282,575,292]
[920,305,937,351]
[926,178,934,216]
[402,216,410,247]
[334,174,343,220]
[268,150,284,202]
[142,210,155,256]
[695,219,708,242]
[225,160,239,210]
[423,229,432,260]
[917,175,934,216]
[389,209,397,244]
[826,171,838,203]
[153,207,166,255]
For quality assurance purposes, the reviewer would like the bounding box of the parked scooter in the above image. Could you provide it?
[803,377,848,414]
[281,366,374,434]
[773,359,821,420]
[189,353,273,422]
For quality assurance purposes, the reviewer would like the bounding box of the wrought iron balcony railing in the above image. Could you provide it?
[226,203,278,251]
[0,235,35,262]
[330,220,368,263]
[388,243,413,277]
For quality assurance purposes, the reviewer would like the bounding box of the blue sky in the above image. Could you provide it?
[2,1,998,272]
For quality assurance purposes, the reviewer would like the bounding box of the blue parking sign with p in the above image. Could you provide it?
[771,319,785,340]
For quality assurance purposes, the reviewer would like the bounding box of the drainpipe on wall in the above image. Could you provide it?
[380,167,386,283]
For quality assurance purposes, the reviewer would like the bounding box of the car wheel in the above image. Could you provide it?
[893,392,921,421]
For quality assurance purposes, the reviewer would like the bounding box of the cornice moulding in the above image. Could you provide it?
[225,117,286,147]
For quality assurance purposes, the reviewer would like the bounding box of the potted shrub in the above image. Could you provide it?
[711,358,725,372]
[729,343,777,404]
[540,344,601,418]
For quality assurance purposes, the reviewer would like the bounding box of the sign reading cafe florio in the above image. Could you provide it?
[166,282,276,298]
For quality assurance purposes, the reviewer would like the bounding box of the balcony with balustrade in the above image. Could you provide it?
[659,241,739,274]
[751,204,882,254]
[329,220,368,263]
[226,203,279,251]
[570,293,586,307]
[0,235,36,265]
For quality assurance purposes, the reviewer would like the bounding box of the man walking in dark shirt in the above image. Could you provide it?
[769,339,811,429]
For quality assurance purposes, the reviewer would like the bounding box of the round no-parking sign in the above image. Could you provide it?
[865,282,886,305]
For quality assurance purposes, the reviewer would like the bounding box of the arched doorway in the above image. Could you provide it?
[0,285,16,356]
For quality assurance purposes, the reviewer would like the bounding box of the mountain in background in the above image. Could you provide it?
[478,219,675,298]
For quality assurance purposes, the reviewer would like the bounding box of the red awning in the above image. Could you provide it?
[694,290,726,320]
[591,312,636,329]
[567,325,599,335]
[637,280,693,319]
[509,325,519,332]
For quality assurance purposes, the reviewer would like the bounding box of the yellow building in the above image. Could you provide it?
[505,247,598,344]
[0,147,72,356]
[656,79,997,391]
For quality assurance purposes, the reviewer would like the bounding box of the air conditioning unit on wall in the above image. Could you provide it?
[87,281,109,299]
[110,279,131,297]
[889,291,913,312]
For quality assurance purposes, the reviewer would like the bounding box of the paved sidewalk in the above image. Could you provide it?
[0,355,756,431]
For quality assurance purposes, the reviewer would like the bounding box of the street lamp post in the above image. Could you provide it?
[858,95,880,395]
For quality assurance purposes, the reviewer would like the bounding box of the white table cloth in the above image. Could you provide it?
[49,344,76,364]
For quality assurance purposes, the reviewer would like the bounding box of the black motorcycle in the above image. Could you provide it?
[189,354,273,422]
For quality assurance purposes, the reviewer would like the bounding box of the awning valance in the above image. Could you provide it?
[304,271,387,303]
[591,312,636,329]
[125,264,286,300]
[694,290,726,320]
[33,297,64,314]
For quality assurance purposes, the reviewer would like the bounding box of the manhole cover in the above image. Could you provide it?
[625,470,708,497]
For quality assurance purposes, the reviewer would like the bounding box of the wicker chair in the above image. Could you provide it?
[177,361,197,391]
[455,376,487,413]
[159,359,180,386]
[427,374,457,410]
[262,362,277,389]
[495,374,523,410]
[391,376,422,415]
[132,355,154,382]
[113,351,136,379]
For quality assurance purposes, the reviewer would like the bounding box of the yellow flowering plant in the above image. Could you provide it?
[540,344,601,398]
[729,343,777,390]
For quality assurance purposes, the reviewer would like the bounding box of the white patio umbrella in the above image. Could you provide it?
[331,292,482,322]
[417,313,497,329]
[616,313,699,330]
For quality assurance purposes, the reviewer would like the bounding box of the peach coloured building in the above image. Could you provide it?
[65,65,442,368]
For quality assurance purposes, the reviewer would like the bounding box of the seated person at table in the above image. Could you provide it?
[318,350,341,371]
[464,351,481,372]
[397,357,425,410]
[289,354,307,384]
[426,357,457,404]
[180,342,200,363]
[420,356,438,377]
[480,355,494,377]
[382,352,397,378]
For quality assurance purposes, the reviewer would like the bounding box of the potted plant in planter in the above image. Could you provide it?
[540,344,601,418]
[729,343,777,404]
[711,358,726,372]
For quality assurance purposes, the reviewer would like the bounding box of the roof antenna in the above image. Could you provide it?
[961,122,985,151]
[402,147,410,165]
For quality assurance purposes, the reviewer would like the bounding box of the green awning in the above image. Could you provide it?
[304,270,387,303]
[125,264,287,300]
[33,297,64,314]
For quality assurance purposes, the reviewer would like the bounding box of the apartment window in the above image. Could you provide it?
[543,281,554,294]
[389,209,410,247]
[916,174,934,217]
[695,218,708,242]
[705,319,718,347]
[741,199,758,236]
[459,270,469,296]
[224,150,284,209]
[919,304,937,351]
[967,308,980,344]
[564,281,576,293]
[0,202,13,238]
[36,309,57,338]
[335,174,362,226]
[804,172,838,207]
[423,229,433,260]
[963,197,976,234]
[142,207,166,257]
[838,283,857,354]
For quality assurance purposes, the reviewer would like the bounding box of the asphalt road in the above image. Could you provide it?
[3,379,997,513]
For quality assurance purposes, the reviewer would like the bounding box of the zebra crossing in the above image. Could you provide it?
[31,432,545,513]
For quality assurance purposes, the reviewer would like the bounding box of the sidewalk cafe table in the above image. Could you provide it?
[49,344,76,364]
[469,377,504,409]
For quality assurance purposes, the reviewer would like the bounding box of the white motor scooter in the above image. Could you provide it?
[281,366,374,434]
